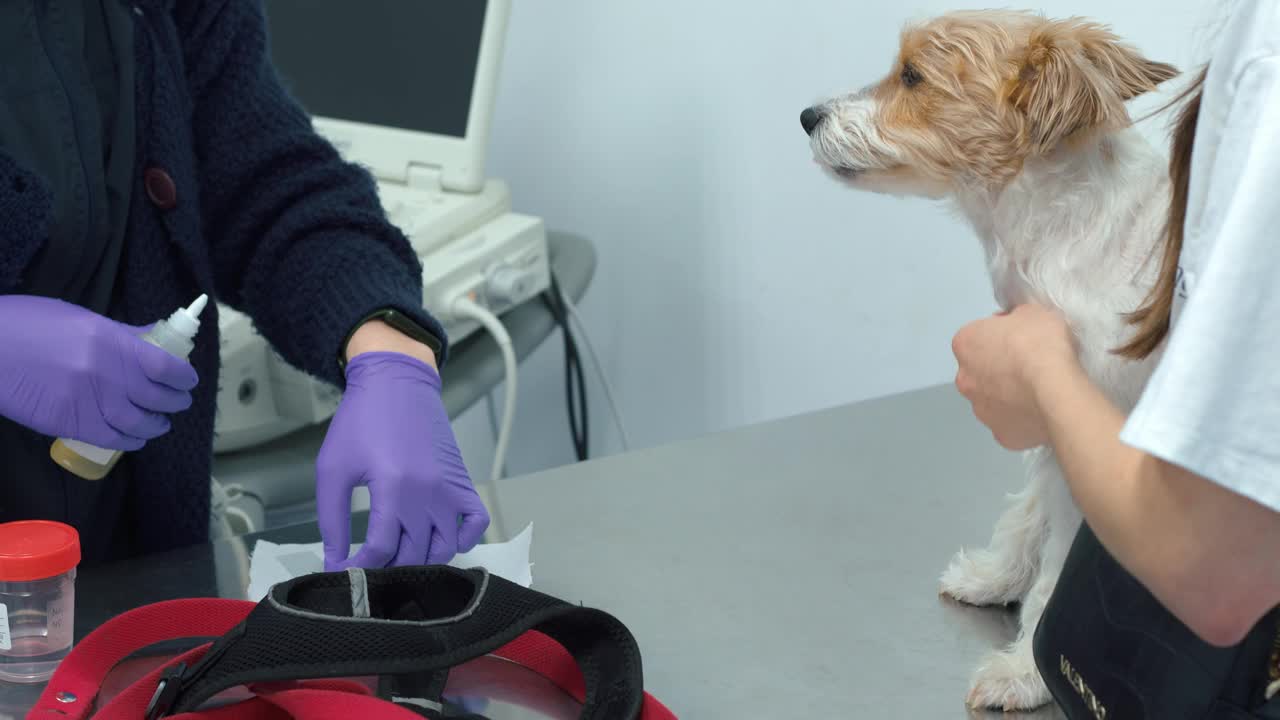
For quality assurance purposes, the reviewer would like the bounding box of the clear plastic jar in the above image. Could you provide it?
[0,521,80,684]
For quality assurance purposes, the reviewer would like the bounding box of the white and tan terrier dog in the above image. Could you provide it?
[803,10,1178,710]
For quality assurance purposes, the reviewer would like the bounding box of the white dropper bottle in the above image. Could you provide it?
[50,294,209,481]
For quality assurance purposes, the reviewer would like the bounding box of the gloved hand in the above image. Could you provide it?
[317,351,489,571]
[0,295,198,449]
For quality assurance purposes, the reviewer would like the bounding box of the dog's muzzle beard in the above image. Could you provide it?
[802,100,893,181]
[810,127,873,181]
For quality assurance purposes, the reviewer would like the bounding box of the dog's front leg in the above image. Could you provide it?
[940,448,1050,606]
[966,453,1082,711]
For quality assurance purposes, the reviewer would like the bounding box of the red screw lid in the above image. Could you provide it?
[0,521,81,582]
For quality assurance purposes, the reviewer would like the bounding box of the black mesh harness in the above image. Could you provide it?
[144,566,648,719]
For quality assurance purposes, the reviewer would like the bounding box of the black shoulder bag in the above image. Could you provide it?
[1033,522,1280,719]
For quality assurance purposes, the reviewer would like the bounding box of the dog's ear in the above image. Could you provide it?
[1009,19,1178,152]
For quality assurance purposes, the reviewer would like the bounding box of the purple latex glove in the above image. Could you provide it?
[317,351,489,571]
[0,295,198,449]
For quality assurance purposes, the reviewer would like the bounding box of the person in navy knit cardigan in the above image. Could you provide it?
[0,0,489,567]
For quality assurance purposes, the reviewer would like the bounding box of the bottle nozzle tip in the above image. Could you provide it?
[187,294,209,317]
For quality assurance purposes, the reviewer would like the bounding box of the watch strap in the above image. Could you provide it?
[339,307,444,372]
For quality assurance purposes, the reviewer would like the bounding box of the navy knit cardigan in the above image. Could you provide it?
[0,0,448,553]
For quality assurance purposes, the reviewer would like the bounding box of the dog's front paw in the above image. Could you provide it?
[939,549,1021,606]
[965,647,1051,711]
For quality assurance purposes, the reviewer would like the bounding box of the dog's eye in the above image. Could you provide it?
[901,63,923,88]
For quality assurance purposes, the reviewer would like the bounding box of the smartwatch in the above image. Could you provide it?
[339,307,444,372]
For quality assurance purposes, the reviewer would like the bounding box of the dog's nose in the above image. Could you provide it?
[800,107,824,135]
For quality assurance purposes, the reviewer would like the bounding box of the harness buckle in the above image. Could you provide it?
[144,662,188,720]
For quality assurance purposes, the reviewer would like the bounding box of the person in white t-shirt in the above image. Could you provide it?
[951,0,1280,648]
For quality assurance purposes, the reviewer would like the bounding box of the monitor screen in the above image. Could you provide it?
[264,0,487,139]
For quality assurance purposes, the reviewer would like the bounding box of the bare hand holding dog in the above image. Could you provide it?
[952,304,1077,451]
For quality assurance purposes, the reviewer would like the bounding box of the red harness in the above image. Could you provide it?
[28,566,676,720]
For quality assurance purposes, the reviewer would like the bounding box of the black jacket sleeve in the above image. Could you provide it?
[172,0,448,386]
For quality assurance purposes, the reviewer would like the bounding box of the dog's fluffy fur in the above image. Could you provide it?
[803,10,1177,710]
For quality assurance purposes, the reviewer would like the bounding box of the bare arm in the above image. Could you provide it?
[1031,355,1280,646]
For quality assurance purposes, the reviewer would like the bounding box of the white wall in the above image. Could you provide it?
[453,0,1221,480]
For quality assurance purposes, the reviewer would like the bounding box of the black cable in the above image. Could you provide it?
[539,286,571,454]
[556,278,588,460]
[541,271,589,461]
[560,278,588,456]
[555,273,589,460]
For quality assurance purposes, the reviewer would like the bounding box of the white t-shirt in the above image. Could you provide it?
[1120,0,1280,512]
